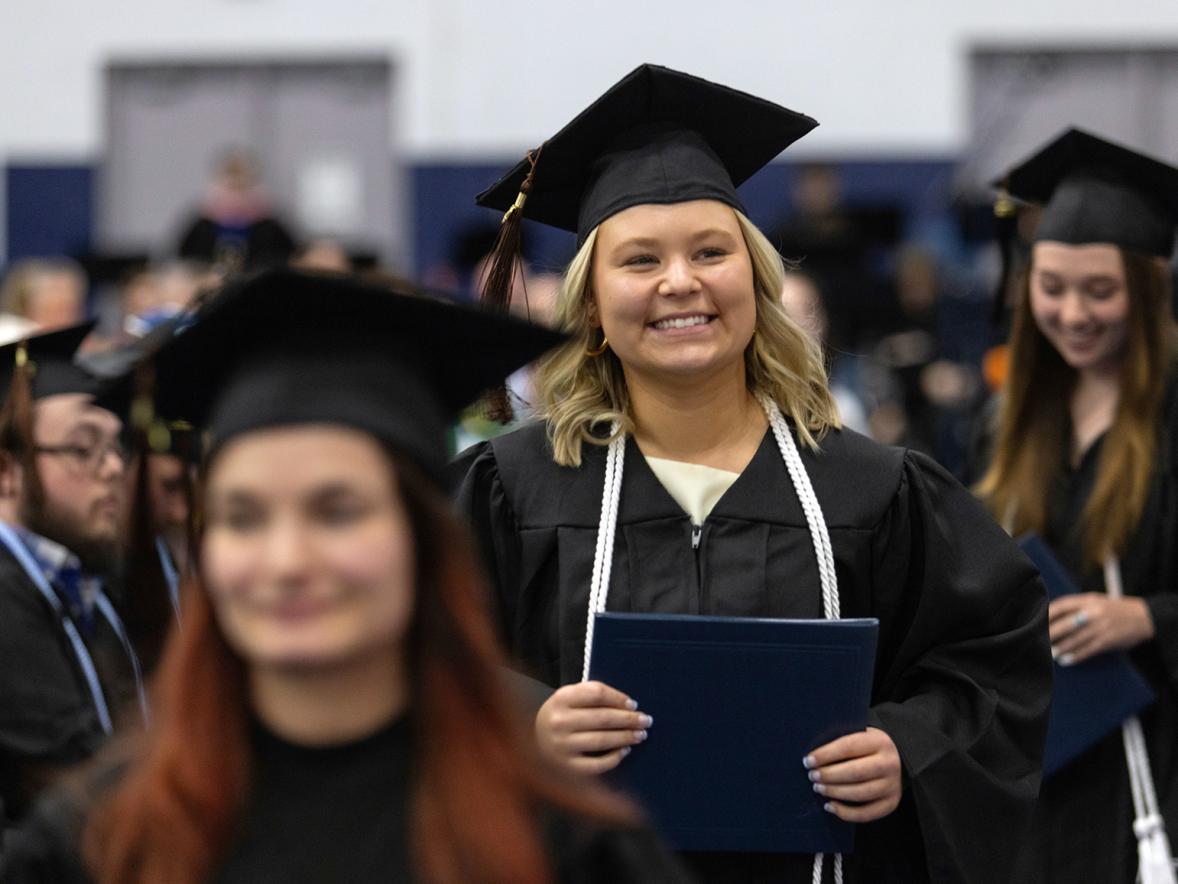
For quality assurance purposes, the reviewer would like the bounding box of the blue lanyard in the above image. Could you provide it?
[94,593,150,727]
[155,536,181,624]
[0,522,147,733]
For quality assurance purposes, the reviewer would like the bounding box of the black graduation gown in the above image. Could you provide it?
[0,545,137,829]
[0,717,693,884]
[457,422,1053,884]
[1008,386,1178,883]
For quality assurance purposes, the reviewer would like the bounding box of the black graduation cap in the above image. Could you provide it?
[80,316,195,433]
[0,321,99,402]
[476,63,818,246]
[74,252,151,289]
[996,127,1178,257]
[152,268,566,486]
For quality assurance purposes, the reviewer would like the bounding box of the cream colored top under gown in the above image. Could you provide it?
[644,456,741,526]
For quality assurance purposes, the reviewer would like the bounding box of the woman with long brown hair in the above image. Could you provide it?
[0,269,688,883]
[979,129,1178,883]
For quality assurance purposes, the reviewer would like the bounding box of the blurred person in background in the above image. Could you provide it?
[78,307,203,675]
[778,269,869,434]
[291,239,353,274]
[119,262,211,342]
[1,269,689,884]
[773,163,902,353]
[177,148,298,273]
[0,324,145,837]
[870,245,980,468]
[454,254,562,450]
[977,129,1178,884]
[134,435,193,627]
[0,259,87,341]
[773,164,865,353]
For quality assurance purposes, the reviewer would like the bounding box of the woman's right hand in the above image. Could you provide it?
[535,680,652,775]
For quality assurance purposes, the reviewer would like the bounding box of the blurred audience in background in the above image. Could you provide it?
[869,245,981,470]
[177,148,298,273]
[0,259,87,341]
[779,270,869,435]
[772,162,903,352]
[118,262,216,342]
[0,141,1055,484]
[291,239,354,274]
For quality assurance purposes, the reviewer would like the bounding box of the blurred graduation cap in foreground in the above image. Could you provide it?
[151,268,566,487]
[0,322,98,403]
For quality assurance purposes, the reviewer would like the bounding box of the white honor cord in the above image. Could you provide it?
[580,402,843,884]
[1103,557,1177,884]
[762,397,840,621]
[582,422,625,682]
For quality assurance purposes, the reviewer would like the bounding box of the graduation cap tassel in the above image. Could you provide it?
[480,146,542,314]
[991,187,1019,326]
[174,423,200,583]
[122,362,178,674]
[0,342,45,508]
[481,147,544,424]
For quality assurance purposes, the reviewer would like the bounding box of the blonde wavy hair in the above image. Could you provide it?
[533,209,840,466]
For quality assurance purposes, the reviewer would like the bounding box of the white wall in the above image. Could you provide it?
[5,0,1178,161]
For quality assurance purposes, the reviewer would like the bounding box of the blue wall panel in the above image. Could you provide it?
[6,158,959,282]
[6,165,93,263]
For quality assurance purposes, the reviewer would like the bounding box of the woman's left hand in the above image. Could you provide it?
[804,727,902,823]
[1048,593,1155,665]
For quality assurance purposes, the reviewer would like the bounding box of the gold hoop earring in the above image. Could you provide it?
[585,334,610,357]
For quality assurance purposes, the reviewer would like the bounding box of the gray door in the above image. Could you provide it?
[101,57,405,266]
[958,46,1178,198]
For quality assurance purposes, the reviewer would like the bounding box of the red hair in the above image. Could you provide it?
[84,455,633,883]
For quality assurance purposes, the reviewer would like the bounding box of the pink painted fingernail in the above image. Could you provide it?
[823,802,835,814]
[622,746,632,757]
[625,699,638,710]
[808,770,822,783]
[813,783,826,795]
[639,714,653,728]
[634,730,648,742]
[802,755,816,769]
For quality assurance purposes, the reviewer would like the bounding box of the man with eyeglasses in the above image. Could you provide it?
[0,323,145,836]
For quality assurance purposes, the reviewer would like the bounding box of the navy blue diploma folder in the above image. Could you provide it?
[587,612,879,854]
[1018,534,1155,777]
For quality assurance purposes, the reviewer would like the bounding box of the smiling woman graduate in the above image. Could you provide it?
[979,129,1178,884]
[456,64,1053,884]
[0,269,691,884]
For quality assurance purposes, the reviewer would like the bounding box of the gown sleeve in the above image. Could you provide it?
[863,450,1052,884]
[548,817,697,884]
[454,441,556,714]
[1145,593,1178,687]
[0,787,92,884]
[454,440,522,645]
[0,564,108,822]
[1139,390,1178,688]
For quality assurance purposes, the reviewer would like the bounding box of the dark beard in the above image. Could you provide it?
[20,496,122,578]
